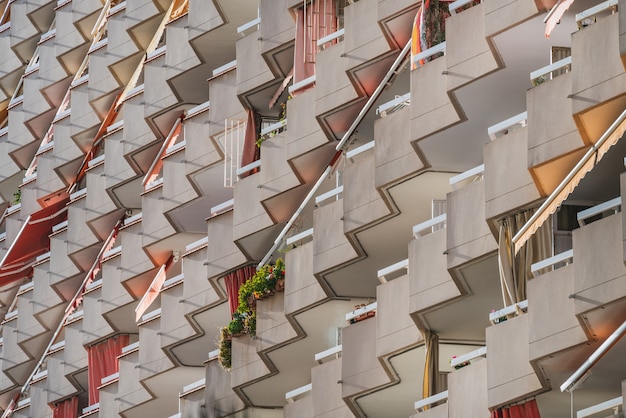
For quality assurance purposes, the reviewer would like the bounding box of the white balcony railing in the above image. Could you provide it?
[286,228,313,247]
[260,119,287,137]
[450,346,487,368]
[530,56,572,86]
[210,199,234,217]
[489,300,528,325]
[377,93,410,117]
[449,0,480,14]
[315,185,343,206]
[346,302,377,323]
[212,60,237,78]
[237,17,260,36]
[449,164,484,188]
[317,28,345,50]
[208,349,219,361]
[577,197,621,227]
[576,0,617,29]
[487,111,528,141]
[377,259,409,283]
[412,42,446,69]
[285,383,312,403]
[531,249,573,274]
[577,396,622,418]
[346,140,374,161]
[236,159,261,178]
[289,76,316,94]
[412,214,447,238]
[314,344,342,363]
[414,390,449,412]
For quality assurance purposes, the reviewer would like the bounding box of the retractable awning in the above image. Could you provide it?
[512,108,626,253]
[0,198,68,286]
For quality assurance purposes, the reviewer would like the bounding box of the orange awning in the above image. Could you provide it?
[0,198,68,286]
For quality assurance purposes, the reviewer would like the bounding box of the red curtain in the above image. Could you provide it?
[293,0,337,93]
[87,334,129,405]
[51,396,78,418]
[491,399,541,418]
[224,265,256,316]
[240,110,260,178]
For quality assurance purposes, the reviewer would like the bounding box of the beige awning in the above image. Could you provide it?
[512,107,626,253]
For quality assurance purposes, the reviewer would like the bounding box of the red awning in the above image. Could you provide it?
[0,198,68,286]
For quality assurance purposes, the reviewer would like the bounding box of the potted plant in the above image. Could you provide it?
[218,326,232,370]
[227,312,246,337]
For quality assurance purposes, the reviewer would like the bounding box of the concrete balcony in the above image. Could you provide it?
[374,107,427,189]
[284,390,313,418]
[206,210,248,281]
[21,146,65,208]
[312,199,359,278]
[86,46,122,115]
[114,343,151,415]
[343,148,390,235]
[316,0,395,141]
[259,132,301,205]
[1,312,35,390]
[231,292,297,404]
[445,3,500,92]
[484,0,546,38]
[46,342,81,403]
[341,317,388,416]
[527,264,588,362]
[486,315,543,409]
[49,224,83,287]
[178,378,205,418]
[285,89,335,173]
[527,73,585,197]
[84,155,125,237]
[311,358,353,417]
[81,283,116,346]
[52,0,100,76]
[187,0,258,67]
[284,242,326,316]
[446,179,498,274]
[409,229,462,322]
[66,193,102,271]
[106,91,161,210]
[259,0,293,57]
[139,184,178,243]
[573,210,626,327]
[232,172,278,259]
[0,129,22,205]
[484,124,541,222]
[377,273,421,358]
[127,312,205,417]
[8,0,55,64]
[448,358,489,418]
[572,11,626,144]
[204,356,246,417]
[410,55,460,144]
[235,30,273,98]
[14,286,47,359]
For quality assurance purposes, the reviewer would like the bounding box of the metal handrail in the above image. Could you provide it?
[257,39,412,268]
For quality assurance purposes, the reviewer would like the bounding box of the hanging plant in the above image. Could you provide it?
[216,259,286,366]
[218,326,232,370]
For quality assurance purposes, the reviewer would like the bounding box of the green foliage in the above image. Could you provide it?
[218,326,232,370]
[216,259,286,370]
[12,189,21,205]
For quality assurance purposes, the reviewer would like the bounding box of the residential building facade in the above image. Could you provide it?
[0,0,624,417]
